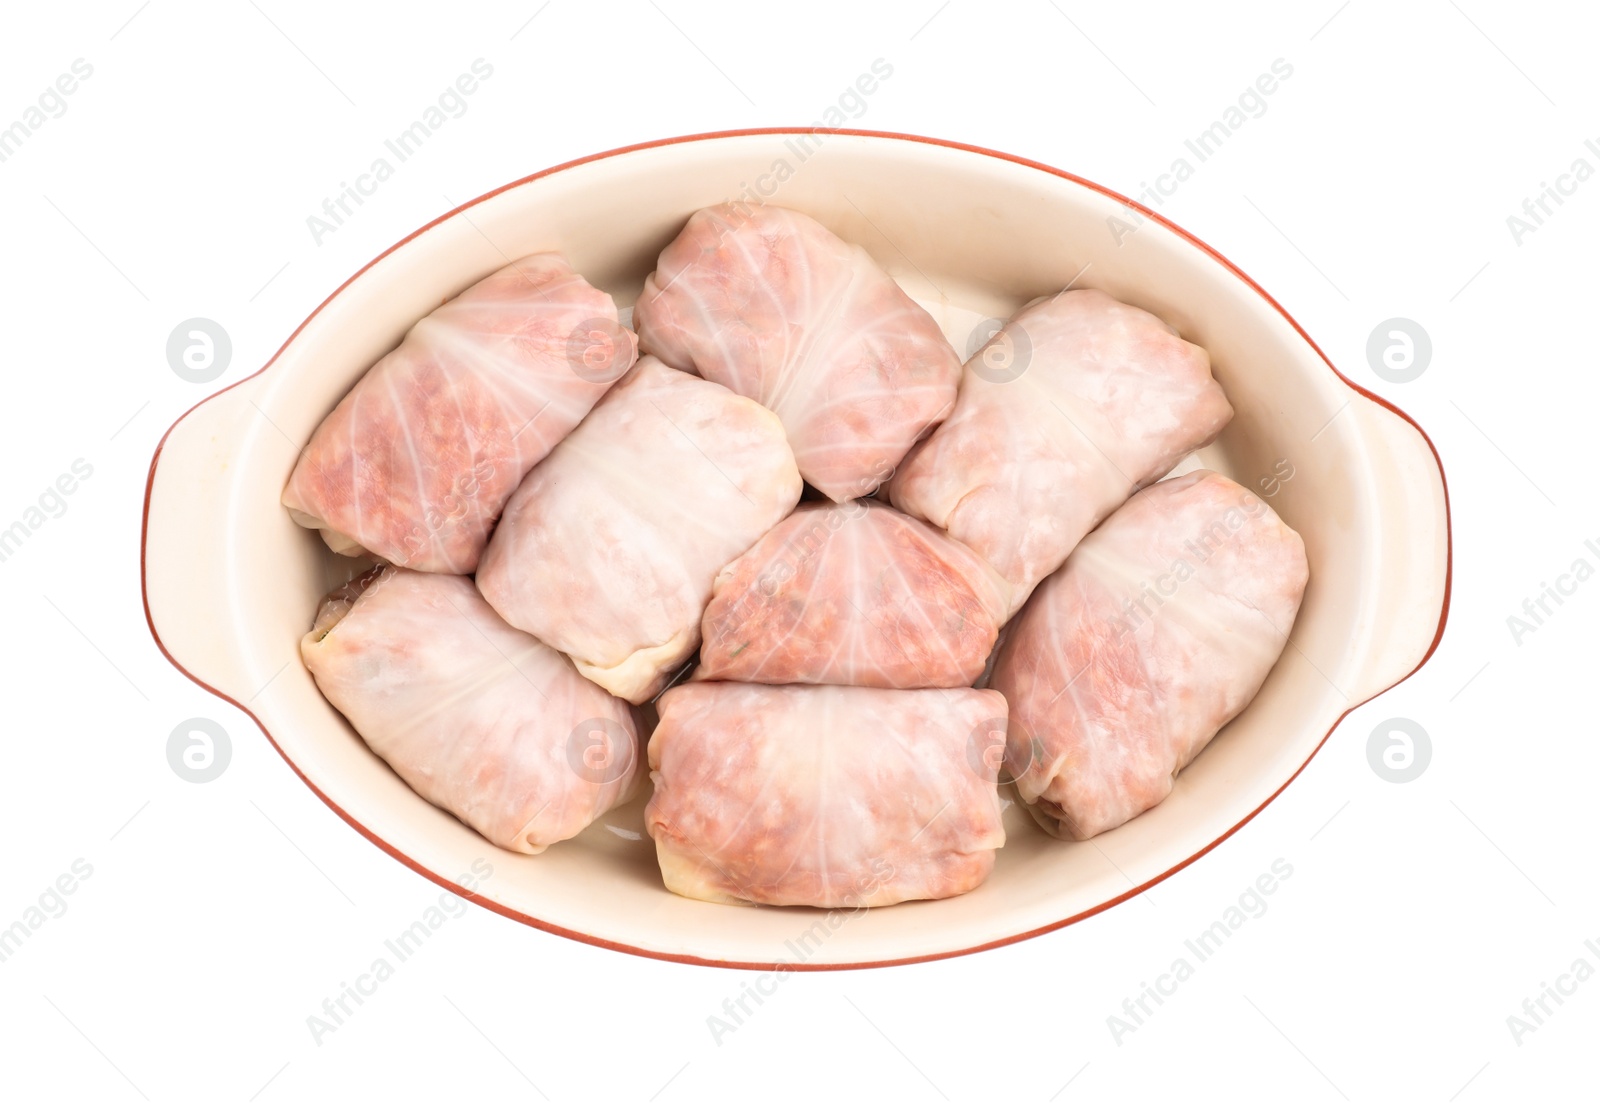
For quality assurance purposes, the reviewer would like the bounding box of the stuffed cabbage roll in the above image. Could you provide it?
[696,500,1008,688]
[301,567,640,854]
[476,356,802,704]
[283,253,636,573]
[991,471,1309,841]
[890,288,1233,616]
[633,204,962,503]
[646,682,1007,907]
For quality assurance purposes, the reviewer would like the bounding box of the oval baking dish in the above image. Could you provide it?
[142,130,1450,969]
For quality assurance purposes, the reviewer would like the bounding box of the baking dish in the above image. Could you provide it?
[142,130,1450,969]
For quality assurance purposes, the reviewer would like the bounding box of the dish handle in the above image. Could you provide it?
[1343,392,1450,704]
[143,376,276,705]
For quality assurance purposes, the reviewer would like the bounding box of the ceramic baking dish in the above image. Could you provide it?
[142,129,1450,969]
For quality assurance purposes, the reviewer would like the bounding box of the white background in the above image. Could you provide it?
[0,1,1593,1099]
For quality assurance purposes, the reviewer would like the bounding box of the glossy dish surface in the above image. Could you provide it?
[142,130,1451,969]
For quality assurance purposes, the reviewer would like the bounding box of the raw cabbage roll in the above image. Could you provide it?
[696,499,1008,688]
[990,471,1309,841]
[476,356,802,704]
[646,682,1007,907]
[890,288,1233,616]
[633,204,962,503]
[283,253,636,573]
[301,567,641,854]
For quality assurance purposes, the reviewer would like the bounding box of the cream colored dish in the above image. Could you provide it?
[142,130,1450,969]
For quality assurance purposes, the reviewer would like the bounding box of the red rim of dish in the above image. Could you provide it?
[140,128,1454,971]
